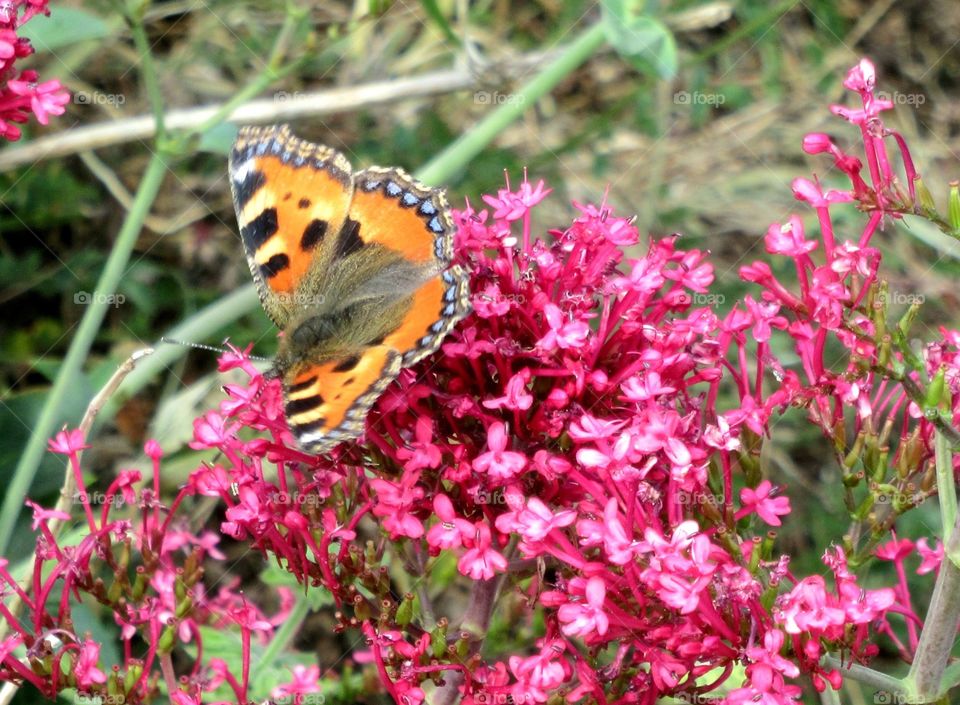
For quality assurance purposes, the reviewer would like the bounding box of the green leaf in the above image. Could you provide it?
[601,0,677,79]
[19,7,110,52]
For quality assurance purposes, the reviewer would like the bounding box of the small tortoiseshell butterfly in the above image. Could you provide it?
[228,125,470,453]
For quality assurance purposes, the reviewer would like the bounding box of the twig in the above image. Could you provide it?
[79,151,208,234]
[907,511,960,699]
[48,347,155,539]
[430,548,511,705]
[0,51,559,172]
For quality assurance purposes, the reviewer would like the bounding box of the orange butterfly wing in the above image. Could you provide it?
[229,124,352,327]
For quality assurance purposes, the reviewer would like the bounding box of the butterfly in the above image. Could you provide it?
[228,124,470,453]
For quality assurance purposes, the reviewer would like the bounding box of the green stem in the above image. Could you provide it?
[179,4,308,142]
[128,5,166,138]
[252,592,311,679]
[935,430,959,552]
[820,655,906,697]
[418,21,607,185]
[904,512,960,699]
[0,151,170,554]
[688,0,796,66]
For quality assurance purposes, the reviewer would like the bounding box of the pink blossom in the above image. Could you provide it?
[537,303,590,352]
[426,494,473,550]
[483,368,533,410]
[271,664,322,701]
[371,474,426,539]
[740,480,792,526]
[557,577,609,638]
[482,176,551,221]
[495,496,576,550]
[916,538,943,575]
[472,422,527,481]
[395,416,442,471]
[458,523,507,580]
[74,639,107,689]
[47,427,88,455]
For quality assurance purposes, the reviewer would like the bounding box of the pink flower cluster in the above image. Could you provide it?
[0,429,317,704]
[3,59,955,705]
[0,0,69,140]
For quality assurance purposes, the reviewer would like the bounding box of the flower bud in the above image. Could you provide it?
[802,132,833,154]
[914,175,936,214]
[396,593,417,626]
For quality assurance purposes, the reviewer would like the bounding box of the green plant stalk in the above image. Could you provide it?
[107,21,611,416]
[129,6,165,138]
[180,4,309,142]
[820,655,905,697]
[418,21,607,185]
[935,430,959,553]
[904,512,960,699]
[0,152,170,555]
[940,660,960,694]
[689,0,796,66]
[252,591,312,680]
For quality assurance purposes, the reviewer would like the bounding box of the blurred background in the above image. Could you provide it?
[2,1,960,701]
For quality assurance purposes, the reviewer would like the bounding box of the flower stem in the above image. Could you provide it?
[128,4,166,138]
[253,592,311,680]
[430,571,506,705]
[904,511,960,699]
[934,430,958,551]
[178,3,309,142]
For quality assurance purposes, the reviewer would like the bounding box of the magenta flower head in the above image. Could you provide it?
[191,163,836,703]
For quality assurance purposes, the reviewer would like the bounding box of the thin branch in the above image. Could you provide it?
[0,51,559,172]
[48,347,155,539]
[79,151,208,234]
[0,347,155,631]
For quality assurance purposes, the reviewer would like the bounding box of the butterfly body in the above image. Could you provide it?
[229,125,470,452]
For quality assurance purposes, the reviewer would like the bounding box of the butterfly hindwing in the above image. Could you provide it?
[348,168,471,365]
[283,346,403,452]
[229,124,353,327]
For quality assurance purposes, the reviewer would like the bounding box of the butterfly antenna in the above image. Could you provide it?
[160,337,271,363]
